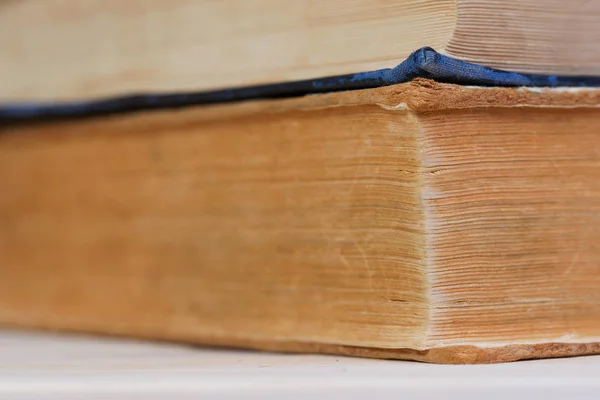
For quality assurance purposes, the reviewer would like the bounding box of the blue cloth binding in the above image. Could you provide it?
[2,47,600,121]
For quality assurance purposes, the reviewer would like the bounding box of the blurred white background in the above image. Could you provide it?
[0,330,599,399]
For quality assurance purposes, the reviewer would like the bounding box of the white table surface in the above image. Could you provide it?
[0,330,598,399]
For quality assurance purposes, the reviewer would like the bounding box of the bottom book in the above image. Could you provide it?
[1,79,600,364]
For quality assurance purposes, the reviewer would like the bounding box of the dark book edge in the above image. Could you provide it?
[3,47,600,121]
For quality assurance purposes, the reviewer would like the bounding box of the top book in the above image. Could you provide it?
[1,0,599,102]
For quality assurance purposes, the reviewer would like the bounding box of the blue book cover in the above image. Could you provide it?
[2,47,600,121]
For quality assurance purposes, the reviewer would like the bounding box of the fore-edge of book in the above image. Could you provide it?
[3,0,600,102]
[1,80,600,364]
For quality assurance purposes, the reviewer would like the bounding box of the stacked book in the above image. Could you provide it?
[1,0,600,364]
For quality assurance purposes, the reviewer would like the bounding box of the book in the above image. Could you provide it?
[1,79,599,364]
[1,0,600,102]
